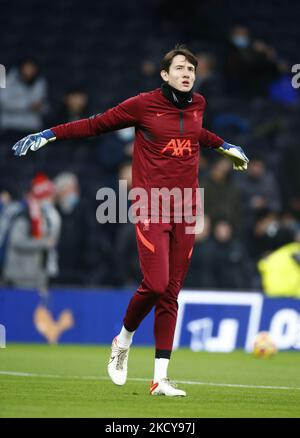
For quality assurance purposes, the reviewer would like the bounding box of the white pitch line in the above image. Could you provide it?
[0,371,300,392]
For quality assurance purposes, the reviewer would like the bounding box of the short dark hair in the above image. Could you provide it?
[160,44,198,72]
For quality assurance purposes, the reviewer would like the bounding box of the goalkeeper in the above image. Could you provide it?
[12,45,249,397]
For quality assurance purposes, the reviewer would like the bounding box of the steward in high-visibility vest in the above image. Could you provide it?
[258,242,300,298]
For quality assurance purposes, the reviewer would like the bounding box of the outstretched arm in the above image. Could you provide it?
[12,95,142,157]
[199,128,249,171]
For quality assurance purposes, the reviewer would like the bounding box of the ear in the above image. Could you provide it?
[160,70,168,82]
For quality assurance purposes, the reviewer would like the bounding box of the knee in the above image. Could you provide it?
[166,278,182,296]
[153,280,169,296]
[146,277,169,296]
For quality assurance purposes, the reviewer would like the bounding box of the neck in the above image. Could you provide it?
[161,82,193,109]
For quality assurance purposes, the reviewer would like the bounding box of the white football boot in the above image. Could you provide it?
[107,337,130,386]
[150,378,186,397]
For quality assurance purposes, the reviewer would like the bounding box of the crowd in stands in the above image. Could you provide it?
[0,14,300,294]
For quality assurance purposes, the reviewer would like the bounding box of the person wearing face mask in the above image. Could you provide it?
[55,173,80,215]
[3,173,61,297]
[53,172,114,286]
[225,26,280,98]
[0,59,49,138]
[53,172,91,285]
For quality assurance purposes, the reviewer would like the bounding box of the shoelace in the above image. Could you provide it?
[161,378,177,388]
[115,349,128,371]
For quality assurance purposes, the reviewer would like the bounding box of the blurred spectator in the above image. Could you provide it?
[113,221,141,286]
[139,60,160,91]
[0,58,48,134]
[202,158,242,229]
[280,210,300,238]
[113,162,141,286]
[0,186,24,278]
[211,218,252,290]
[47,87,95,166]
[0,190,12,207]
[51,87,90,125]
[258,241,300,298]
[0,184,22,213]
[2,173,61,296]
[54,172,93,285]
[248,208,295,261]
[224,25,280,98]
[198,150,211,181]
[234,156,281,226]
[97,127,135,172]
[54,172,113,286]
[194,53,224,101]
[281,140,300,219]
[185,215,215,289]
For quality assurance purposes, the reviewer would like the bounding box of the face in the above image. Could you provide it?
[230,26,250,48]
[56,181,78,201]
[214,221,233,243]
[20,62,38,82]
[248,160,265,178]
[65,92,88,113]
[161,55,196,92]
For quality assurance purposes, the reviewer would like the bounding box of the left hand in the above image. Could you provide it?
[217,142,249,171]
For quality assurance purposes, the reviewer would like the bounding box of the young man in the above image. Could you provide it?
[12,45,249,397]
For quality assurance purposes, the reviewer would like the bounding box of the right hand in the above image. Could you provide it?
[12,129,56,157]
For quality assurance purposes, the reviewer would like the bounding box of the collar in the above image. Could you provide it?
[161,82,193,109]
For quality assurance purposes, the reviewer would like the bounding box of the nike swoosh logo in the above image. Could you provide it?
[150,382,159,394]
[156,113,166,117]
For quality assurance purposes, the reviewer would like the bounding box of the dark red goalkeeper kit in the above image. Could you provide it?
[51,87,224,357]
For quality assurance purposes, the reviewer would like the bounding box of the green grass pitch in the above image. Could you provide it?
[0,344,300,418]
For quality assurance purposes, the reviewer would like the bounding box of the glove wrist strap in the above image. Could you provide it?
[42,129,56,141]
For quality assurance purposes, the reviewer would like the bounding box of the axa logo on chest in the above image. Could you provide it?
[161,138,192,157]
[174,292,300,352]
